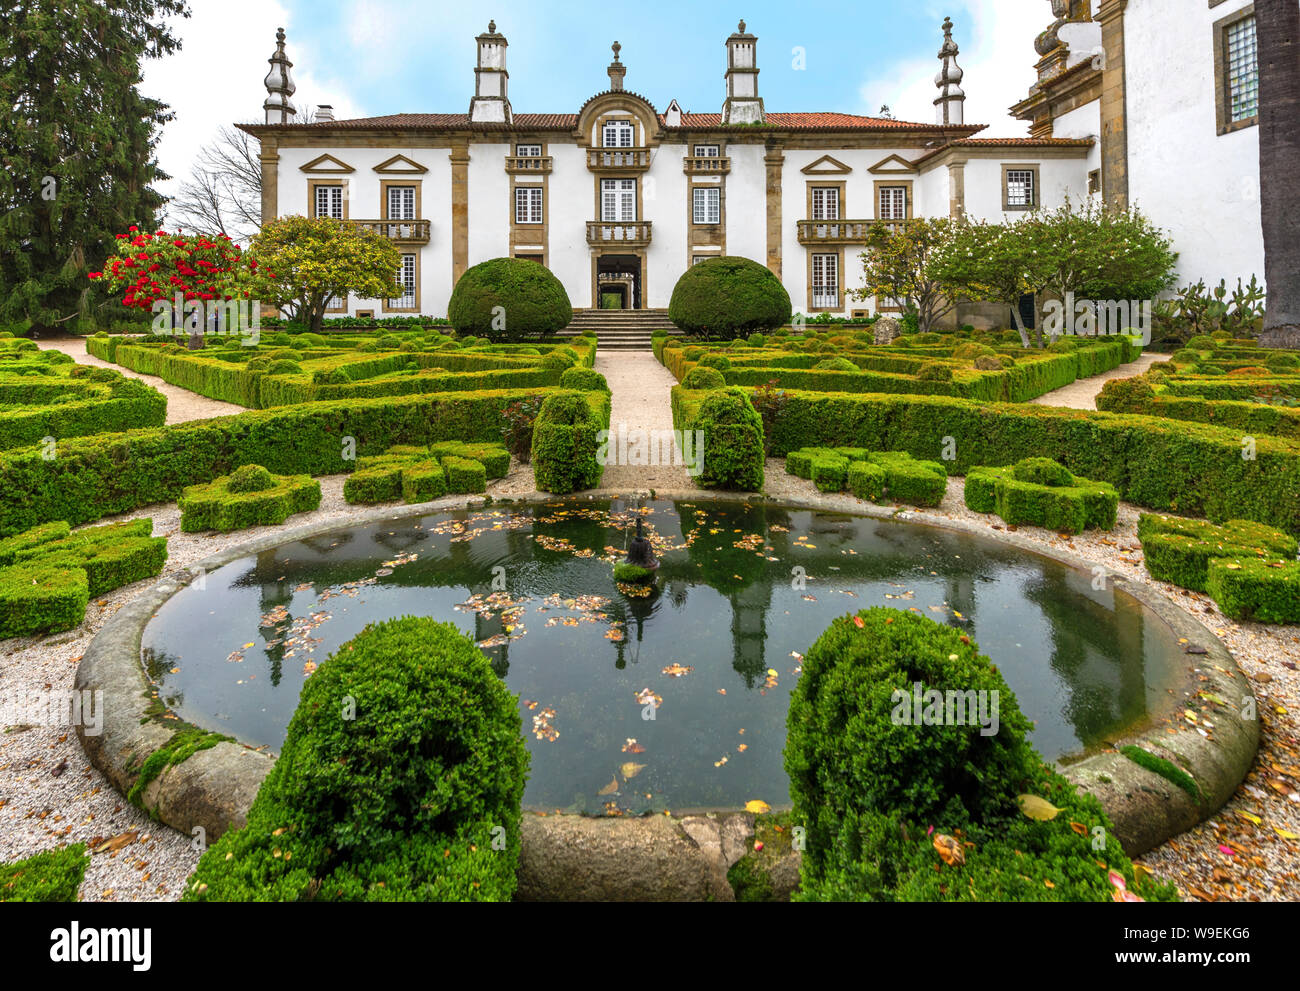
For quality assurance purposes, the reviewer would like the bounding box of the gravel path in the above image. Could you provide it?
[35,336,244,424]
[595,350,693,491]
[1032,351,1169,410]
[764,466,1300,901]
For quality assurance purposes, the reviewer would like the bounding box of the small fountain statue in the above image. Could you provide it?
[625,516,659,572]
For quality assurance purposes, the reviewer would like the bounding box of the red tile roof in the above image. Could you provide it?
[668,111,946,131]
[911,136,1094,165]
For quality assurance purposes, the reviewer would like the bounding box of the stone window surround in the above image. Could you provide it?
[1002,163,1040,211]
[1212,1,1259,136]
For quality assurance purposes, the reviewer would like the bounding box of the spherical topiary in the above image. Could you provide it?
[559,367,610,392]
[267,359,303,375]
[448,258,573,341]
[1096,376,1157,413]
[541,347,578,370]
[814,357,859,372]
[973,354,1005,371]
[747,333,768,348]
[917,332,943,345]
[246,357,271,372]
[1011,457,1074,487]
[265,348,303,361]
[916,362,954,383]
[228,464,276,493]
[1170,349,1199,364]
[1186,335,1217,351]
[296,332,327,347]
[697,353,731,371]
[1047,337,1079,353]
[184,617,528,902]
[356,341,379,353]
[683,346,705,361]
[682,366,726,390]
[953,342,996,361]
[668,256,792,340]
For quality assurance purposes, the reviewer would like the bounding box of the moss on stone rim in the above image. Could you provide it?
[1120,745,1201,804]
[127,726,234,811]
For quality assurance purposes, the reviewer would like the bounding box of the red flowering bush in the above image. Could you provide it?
[88,228,262,311]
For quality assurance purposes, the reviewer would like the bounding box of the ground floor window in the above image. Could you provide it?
[812,253,839,309]
[389,254,417,309]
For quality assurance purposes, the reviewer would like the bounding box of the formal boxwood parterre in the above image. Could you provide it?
[179,465,322,533]
[964,457,1119,534]
[0,388,609,536]
[185,617,529,901]
[784,609,1176,902]
[343,442,512,505]
[0,518,166,636]
[785,447,948,506]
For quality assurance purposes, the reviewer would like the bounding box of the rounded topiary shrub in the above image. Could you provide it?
[1227,365,1270,377]
[668,256,792,340]
[697,353,731,371]
[531,393,604,494]
[747,333,768,348]
[448,258,573,342]
[916,362,954,383]
[516,347,541,356]
[916,332,943,345]
[559,367,610,392]
[973,354,1005,371]
[1047,337,1080,353]
[228,464,276,494]
[541,347,579,370]
[953,342,996,361]
[266,359,303,376]
[296,332,327,347]
[1265,352,1300,371]
[1011,457,1073,487]
[185,617,529,902]
[1170,349,1199,365]
[1186,335,1217,351]
[1096,376,1157,413]
[688,387,765,491]
[814,357,858,372]
[682,366,726,390]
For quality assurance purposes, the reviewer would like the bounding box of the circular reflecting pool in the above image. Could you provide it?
[142,499,1183,813]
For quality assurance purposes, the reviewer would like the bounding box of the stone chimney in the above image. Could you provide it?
[934,16,966,126]
[315,104,334,122]
[470,20,512,124]
[262,27,297,124]
[722,20,764,124]
[607,41,626,92]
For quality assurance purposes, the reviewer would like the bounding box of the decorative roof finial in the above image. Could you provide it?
[739,19,746,32]
[488,19,496,33]
[612,40,622,62]
[607,41,627,91]
[934,16,965,126]
[263,27,297,124]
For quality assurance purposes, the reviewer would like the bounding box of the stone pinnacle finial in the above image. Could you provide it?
[488,19,496,33]
[276,26,286,47]
[612,40,621,61]
[739,19,746,32]
[942,16,953,40]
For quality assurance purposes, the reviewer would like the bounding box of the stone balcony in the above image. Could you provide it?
[505,156,554,174]
[586,221,653,247]
[796,219,901,246]
[682,156,731,175]
[587,147,652,172]
[347,219,431,244]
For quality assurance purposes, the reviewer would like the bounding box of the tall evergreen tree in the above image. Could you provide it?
[0,0,189,334]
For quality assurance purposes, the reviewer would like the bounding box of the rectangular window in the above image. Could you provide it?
[386,186,415,221]
[1226,15,1259,123]
[878,186,907,221]
[811,187,840,221]
[692,255,714,266]
[314,185,343,219]
[602,120,634,148]
[389,254,416,309]
[515,186,543,225]
[1088,169,1102,195]
[693,187,721,225]
[601,179,636,222]
[516,144,543,157]
[693,144,720,158]
[812,254,839,310]
[1005,169,1036,209]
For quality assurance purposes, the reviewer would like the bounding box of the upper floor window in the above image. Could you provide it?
[693,144,721,158]
[693,187,721,225]
[601,178,636,222]
[516,144,543,157]
[387,186,415,220]
[811,186,840,221]
[602,120,634,148]
[1226,15,1259,123]
[878,186,907,221]
[315,185,343,219]
[1004,168,1037,210]
[515,186,543,225]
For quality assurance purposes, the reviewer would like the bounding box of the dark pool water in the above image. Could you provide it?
[142,500,1184,814]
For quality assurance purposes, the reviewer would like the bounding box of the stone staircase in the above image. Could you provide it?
[559,309,680,351]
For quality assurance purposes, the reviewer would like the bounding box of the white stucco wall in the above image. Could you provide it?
[1124,0,1276,290]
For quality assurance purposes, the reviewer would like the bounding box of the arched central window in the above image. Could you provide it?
[602,119,634,148]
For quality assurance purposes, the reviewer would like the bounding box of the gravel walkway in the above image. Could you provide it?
[765,466,1300,901]
[1032,352,1169,410]
[35,336,244,424]
[594,350,693,491]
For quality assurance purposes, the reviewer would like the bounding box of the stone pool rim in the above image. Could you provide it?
[75,487,1260,894]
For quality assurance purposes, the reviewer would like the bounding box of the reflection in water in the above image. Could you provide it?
[143,500,1183,813]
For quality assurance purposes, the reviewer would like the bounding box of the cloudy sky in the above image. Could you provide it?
[142,0,1053,203]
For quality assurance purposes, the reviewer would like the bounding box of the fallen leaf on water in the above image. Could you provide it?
[745,800,771,814]
[621,739,645,754]
[933,834,965,866]
[597,777,618,796]
[620,762,646,780]
[1018,795,1063,821]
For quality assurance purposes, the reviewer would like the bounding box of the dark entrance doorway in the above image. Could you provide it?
[596,254,642,310]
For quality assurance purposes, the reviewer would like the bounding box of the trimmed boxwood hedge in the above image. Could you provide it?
[786,447,948,506]
[752,389,1300,535]
[668,257,792,340]
[0,518,166,637]
[785,609,1175,902]
[184,617,529,901]
[1138,514,1298,594]
[964,458,1119,534]
[0,844,88,902]
[684,387,765,492]
[179,467,322,533]
[531,392,610,494]
[1206,556,1300,624]
[447,257,574,341]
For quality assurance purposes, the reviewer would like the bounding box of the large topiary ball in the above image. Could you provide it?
[559,367,610,392]
[228,464,276,493]
[1011,457,1073,487]
[448,258,573,342]
[184,617,528,901]
[668,256,792,340]
[814,357,859,372]
[682,366,726,390]
[1095,376,1157,413]
[697,353,731,371]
